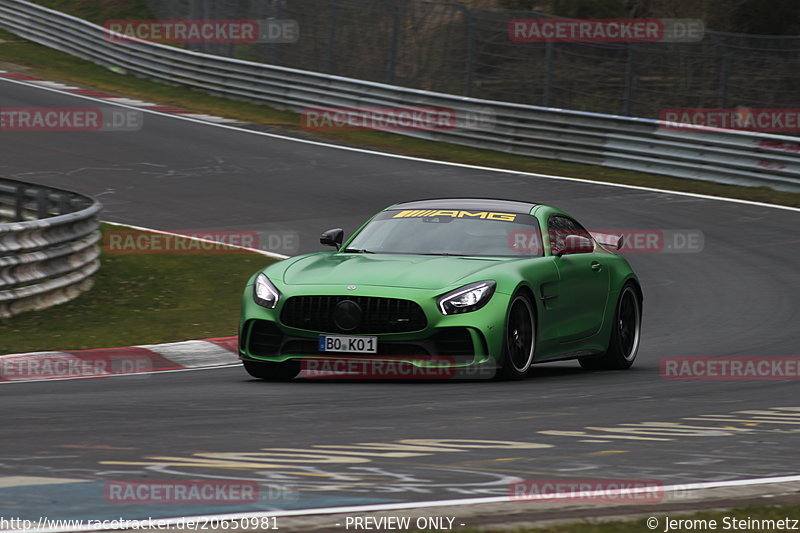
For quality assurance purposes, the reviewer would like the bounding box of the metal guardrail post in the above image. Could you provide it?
[543,42,554,107]
[326,0,338,75]
[36,187,48,219]
[623,43,637,116]
[58,193,69,215]
[14,185,25,222]
[384,0,399,85]
[462,6,476,97]
[268,0,285,65]
[719,43,731,108]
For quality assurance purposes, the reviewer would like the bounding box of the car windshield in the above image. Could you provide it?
[345,208,544,257]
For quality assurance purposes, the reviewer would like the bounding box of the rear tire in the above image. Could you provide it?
[500,293,536,380]
[243,360,300,381]
[580,283,641,371]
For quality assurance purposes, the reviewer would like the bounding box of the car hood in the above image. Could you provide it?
[281,253,507,290]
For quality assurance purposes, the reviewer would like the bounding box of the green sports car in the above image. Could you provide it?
[239,199,642,380]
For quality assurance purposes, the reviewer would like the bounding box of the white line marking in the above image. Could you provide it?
[184,113,242,123]
[102,221,288,259]
[8,474,800,533]
[0,76,797,213]
[24,80,79,89]
[103,97,159,106]
[0,476,90,488]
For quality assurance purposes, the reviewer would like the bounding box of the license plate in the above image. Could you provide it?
[318,335,377,354]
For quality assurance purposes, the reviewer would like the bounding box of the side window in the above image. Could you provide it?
[547,215,592,255]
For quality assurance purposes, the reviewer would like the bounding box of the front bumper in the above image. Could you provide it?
[239,284,510,375]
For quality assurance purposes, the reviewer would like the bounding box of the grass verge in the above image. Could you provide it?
[28,0,154,22]
[0,224,276,355]
[0,28,797,208]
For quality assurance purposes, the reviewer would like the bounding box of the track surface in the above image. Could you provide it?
[1,78,799,522]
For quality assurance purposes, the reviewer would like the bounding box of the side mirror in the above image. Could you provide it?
[320,228,344,248]
[591,232,622,251]
[557,234,594,256]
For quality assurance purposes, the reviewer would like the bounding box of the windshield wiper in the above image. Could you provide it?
[342,248,376,254]
[417,252,464,256]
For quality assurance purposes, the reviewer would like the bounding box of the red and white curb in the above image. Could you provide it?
[0,336,239,383]
[0,71,242,124]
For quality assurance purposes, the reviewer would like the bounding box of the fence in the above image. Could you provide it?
[0,0,799,194]
[144,0,800,119]
[0,178,101,319]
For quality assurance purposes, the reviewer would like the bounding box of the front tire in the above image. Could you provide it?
[500,293,536,379]
[580,283,641,371]
[243,360,300,381]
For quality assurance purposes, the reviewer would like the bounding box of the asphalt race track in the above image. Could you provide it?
[1,77,798,524]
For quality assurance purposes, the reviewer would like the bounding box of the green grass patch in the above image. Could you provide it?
[0,224,276,355]
[0,27,797,208]
[432,502,800,532]
[29,0,154,23]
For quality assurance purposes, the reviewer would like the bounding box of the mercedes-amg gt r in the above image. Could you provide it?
[239,199,642,380]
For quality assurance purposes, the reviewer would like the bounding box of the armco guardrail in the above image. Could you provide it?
[0,179,101,318]
[0,0,799,193]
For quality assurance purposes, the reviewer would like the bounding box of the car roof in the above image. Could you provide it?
[387,198,538,214]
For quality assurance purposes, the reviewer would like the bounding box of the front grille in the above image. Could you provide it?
[247,320,283,356]
[280,296,427,334]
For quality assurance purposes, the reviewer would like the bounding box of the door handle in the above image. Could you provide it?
[591,261,602,271]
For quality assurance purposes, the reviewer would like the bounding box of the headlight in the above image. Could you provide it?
[253,273,280,309]
[438,280,496,315]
